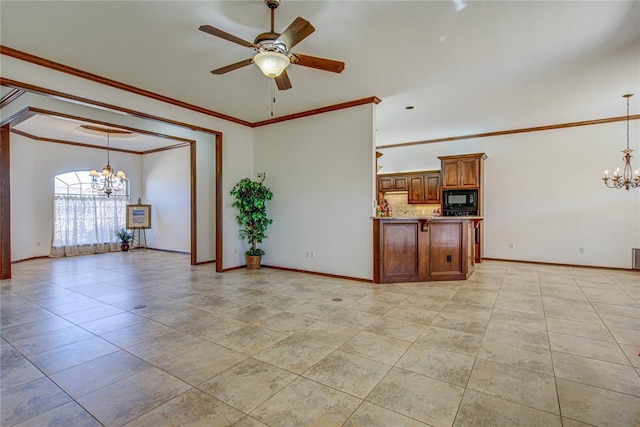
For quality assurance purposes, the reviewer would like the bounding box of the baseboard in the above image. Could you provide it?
[220,265,246,273]
[261,265,373,283]
[482,257,638,272]
[11,248,197,264]
[142,247,214,265]
[142,247,191,255]
[219,263,373,283]
[11,255,49,264]
[194,260,215,266]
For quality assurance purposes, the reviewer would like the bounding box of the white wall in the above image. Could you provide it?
[222,130,254,268]
[195,134,216,262]
[9,133,142,261]
[253,105,376,280]
[378,120,640,269]
[142,146,190,253]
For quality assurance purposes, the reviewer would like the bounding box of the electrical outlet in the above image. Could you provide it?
[579,248,584,254]
[36,242,41,247]
[509,243,514,249]
[234,248,238,255]
[310,251,315,259]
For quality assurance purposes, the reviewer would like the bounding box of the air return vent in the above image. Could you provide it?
[633,248,640,270]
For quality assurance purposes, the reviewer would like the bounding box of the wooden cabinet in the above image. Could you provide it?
[373,218,477,283]
[408,173,441,204]
[439,153,486,190]
[374,220,425,283]
[439,153,487,264]
[424,174,441,204]
[379,175,408,192]
[428,220,474,279]
[378,176,393,192]
[407,176,423,204]
[379,171,440,205]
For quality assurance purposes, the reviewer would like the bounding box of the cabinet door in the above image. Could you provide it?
[442,158,480,189]
[459,158,480,188]
[407,176,424,204]
[424,174,441,204]
[379,177,393,192]
[441,160,460,189]
[429,222,463,276]
[393,177,408,191]
[381,222,420,278]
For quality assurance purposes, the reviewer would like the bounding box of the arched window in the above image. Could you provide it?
[51,171,129,257]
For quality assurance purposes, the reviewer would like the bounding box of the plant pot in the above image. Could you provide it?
[120,244,130,252]
[246,255,262,270]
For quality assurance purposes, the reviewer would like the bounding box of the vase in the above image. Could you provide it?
[246,255,262,270]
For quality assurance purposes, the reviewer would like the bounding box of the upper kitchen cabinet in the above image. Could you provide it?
[439,153,487,190]
[408,172,441,204]
[378,175,408,192]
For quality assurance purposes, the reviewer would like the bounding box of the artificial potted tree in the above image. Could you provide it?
[114,227,134,252]
[230,172,273,269]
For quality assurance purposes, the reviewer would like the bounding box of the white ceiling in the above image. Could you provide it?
[11,114,184,153]
[1,1,639,147]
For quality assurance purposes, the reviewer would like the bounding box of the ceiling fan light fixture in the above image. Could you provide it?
[254,51,290,78]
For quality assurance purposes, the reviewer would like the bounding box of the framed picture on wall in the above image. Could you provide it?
[126,204,152,229]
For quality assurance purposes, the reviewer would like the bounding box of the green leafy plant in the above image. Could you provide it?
[230,172,273,257]
[114,227,134,244]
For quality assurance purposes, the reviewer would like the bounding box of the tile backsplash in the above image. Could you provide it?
[381,192,441,217]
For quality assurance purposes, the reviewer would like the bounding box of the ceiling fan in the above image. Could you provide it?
[199,0,345,90]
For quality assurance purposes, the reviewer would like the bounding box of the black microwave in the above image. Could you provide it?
[443,189,478,212]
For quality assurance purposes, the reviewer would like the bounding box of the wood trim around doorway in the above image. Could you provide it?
[190,141,197,266]
[0,125,10,279]
[216,134,223,272]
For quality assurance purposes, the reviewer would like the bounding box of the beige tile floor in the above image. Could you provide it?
[1,251,639,426]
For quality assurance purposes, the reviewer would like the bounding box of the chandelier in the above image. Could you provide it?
[89,129,127,197]
[602,93,640,190]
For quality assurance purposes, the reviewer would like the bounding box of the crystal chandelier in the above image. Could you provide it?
[602,94,640,190]
[89,129,127,197]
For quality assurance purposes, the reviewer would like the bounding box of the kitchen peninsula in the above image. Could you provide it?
[372,216,482,284]
[374,152,486,284]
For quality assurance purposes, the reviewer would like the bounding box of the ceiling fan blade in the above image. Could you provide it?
[276,17,315,49]
[211,58,254,75]
[291,53,345,73]
[199,25,256,49]
[275,70,292,90]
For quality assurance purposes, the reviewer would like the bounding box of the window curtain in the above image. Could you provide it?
[50,195,128,257]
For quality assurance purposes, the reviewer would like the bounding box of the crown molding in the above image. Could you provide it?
[252,97,382,127]
[1,46,381,128]
[0,45,253,127]
[377,114,640,149]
